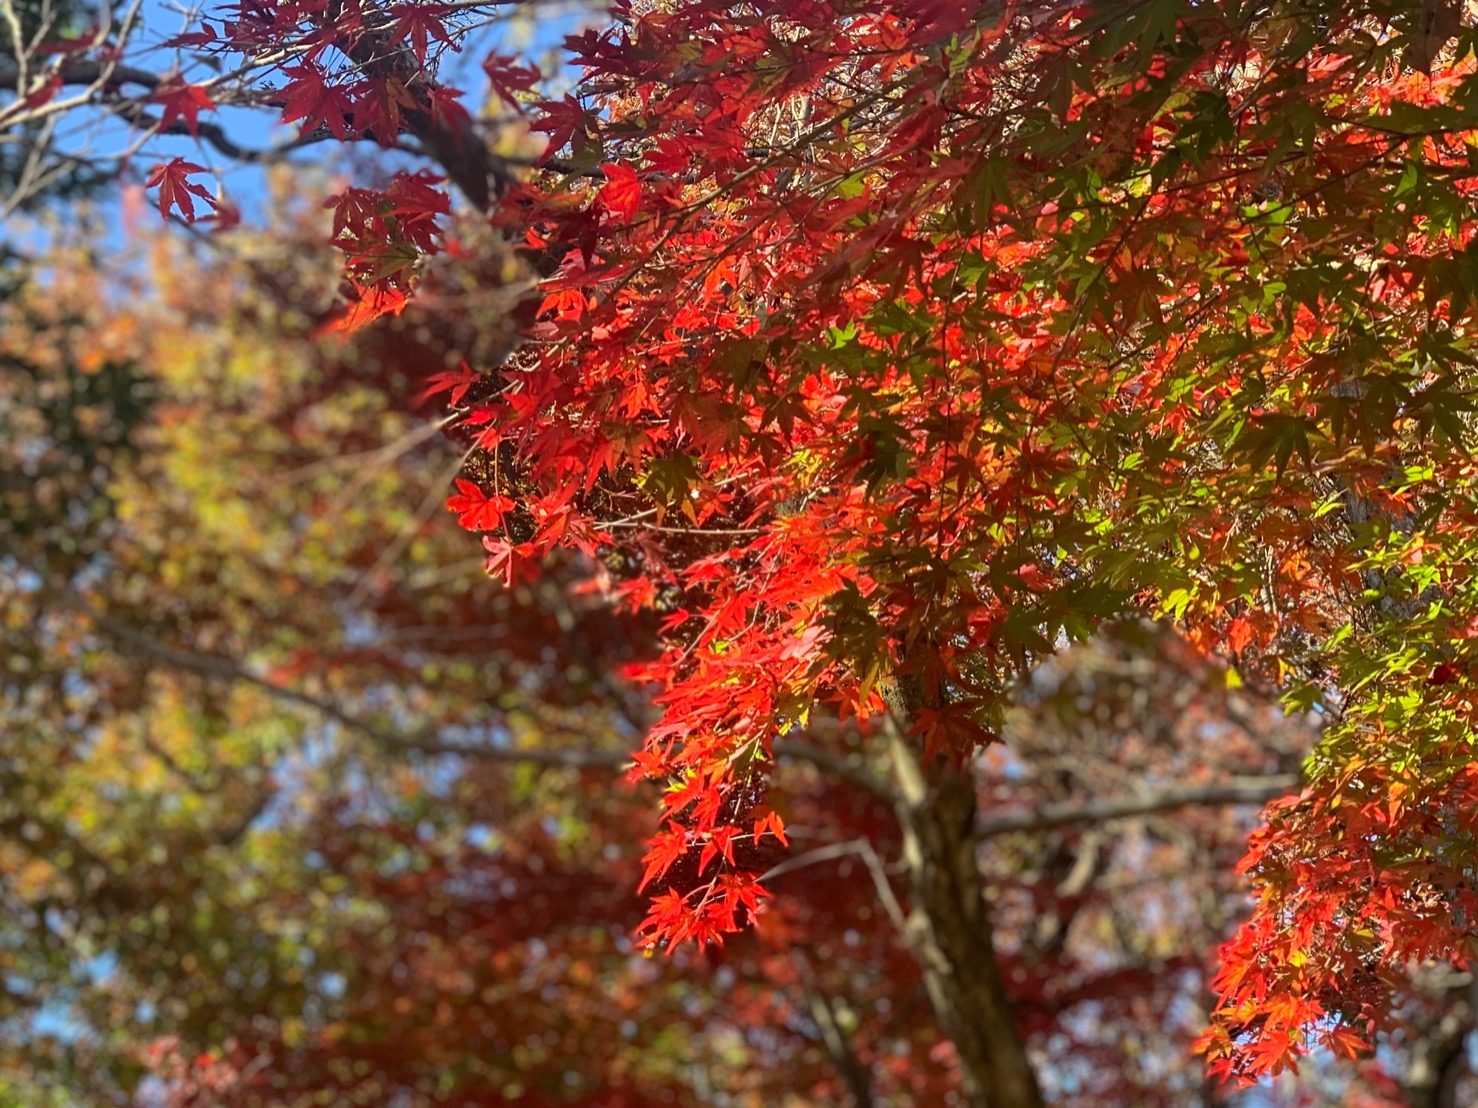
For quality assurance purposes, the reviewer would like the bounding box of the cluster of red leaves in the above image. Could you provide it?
[157,0,515,322]
[465,0,1147,954]
[320,169,451,330]
[1200,760,1478,1080]
[636,773,788,949]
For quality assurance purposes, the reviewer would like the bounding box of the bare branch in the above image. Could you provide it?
[761,836,909,938]
[760,838,877,884]
[0,57,165,92]
[770,734,896,802]
[82,604,633,769]
[0,547,631,770]
[976,775,1301,838]
[112,101,347,164]
[3,543,893,783]
[795,950,877,1108]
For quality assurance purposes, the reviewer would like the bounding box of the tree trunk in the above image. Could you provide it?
[1402,970,1477,1108]
[885,719,1045,1108]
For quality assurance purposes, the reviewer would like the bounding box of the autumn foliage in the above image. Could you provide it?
[14,0,1478,1101]
[478,1,1478,1086]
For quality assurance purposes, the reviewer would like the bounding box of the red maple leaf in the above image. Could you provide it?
[446,479,512,531]
[697,825,740,875]
[351,77,420,146]
[200,195,241,232]
[532,95,594,163]
[481,535,534,587]
[33,32,97,56]
[317,281,410,335]
[425,86,473,142]
[161,23,217,48]
[385,1,454,63]
[598,163,641,223]
[483,53,541,110]
[146,158,216,222]
[325,187,383,254]
[752,811,788,847]
[639,828,692,892]
[384,170,450,252]
[637,889,695,949]
[415,362,481,408]
[18,74,61,112]
[151,78,214,136]
[1226,614,1255,655]
[278,64,355,141]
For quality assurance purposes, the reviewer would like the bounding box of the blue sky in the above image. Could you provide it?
[16,0,599,238]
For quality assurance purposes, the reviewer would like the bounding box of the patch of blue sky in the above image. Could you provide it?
[8,0,608,253]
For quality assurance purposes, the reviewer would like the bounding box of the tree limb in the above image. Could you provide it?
[4,541,1298,818]
[976,776,1302,838]
[1,56,517,206]
[0,57,164,92]
[55,584,639,769]
[795,951,876,1108]
[7,552,893,783]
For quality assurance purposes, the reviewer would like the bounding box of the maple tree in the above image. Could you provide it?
[0,200,1333,1108]
[461,1,1478,1098]
[18,0,1478,1102]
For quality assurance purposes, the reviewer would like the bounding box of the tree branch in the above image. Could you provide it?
[976,776,1302,838]
[0,57,164,92]
[6,548,890,783]
[4,553,634,770]
[1,56,518,205]
[4,548,1296,814]
[74,594,636,769]
[795,951,877,1108]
